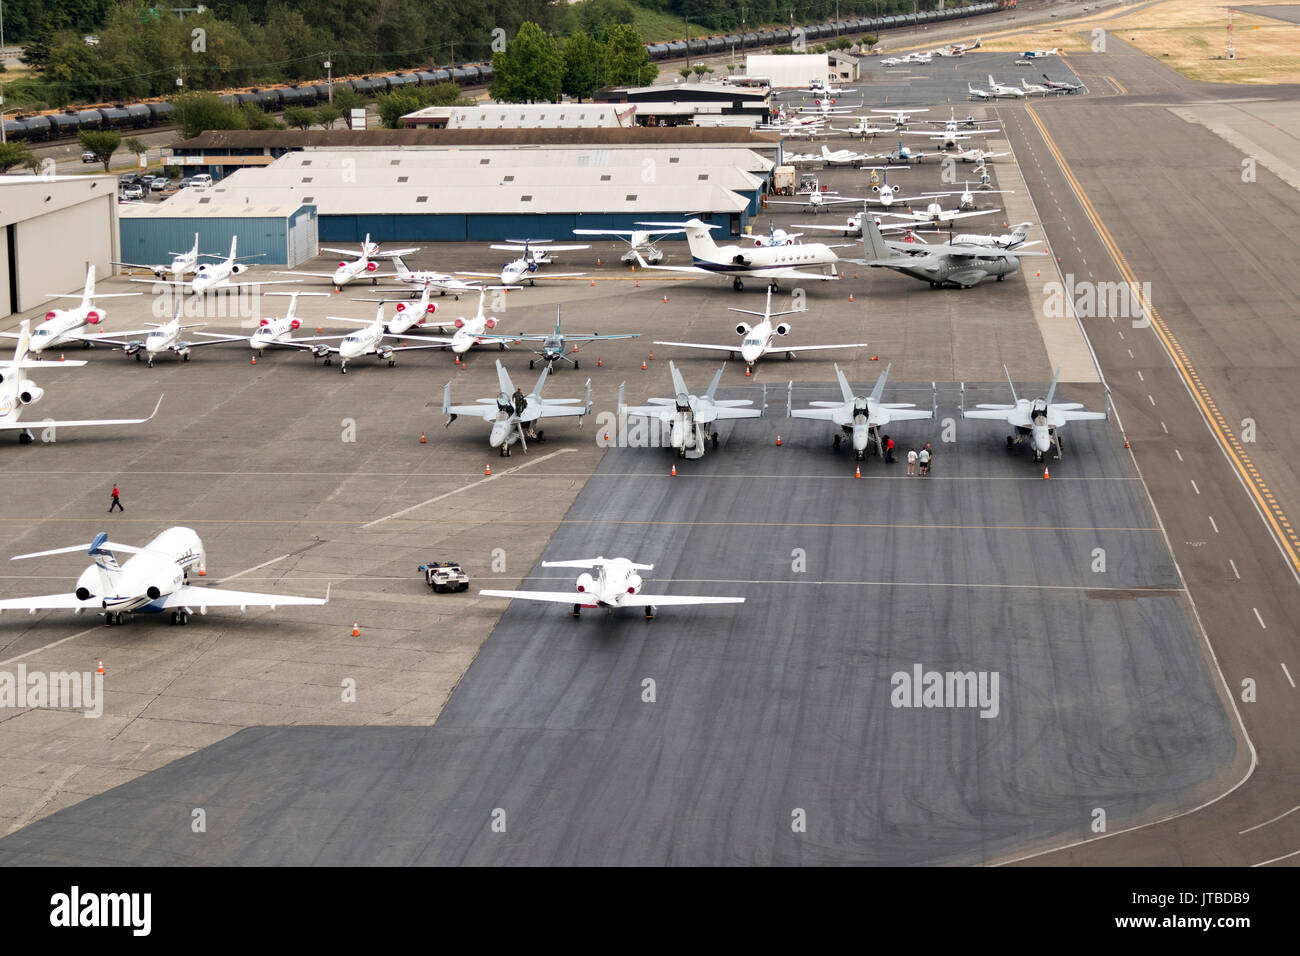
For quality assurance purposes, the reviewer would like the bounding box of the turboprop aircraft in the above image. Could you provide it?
[1041,74,1084,94]
[878,202,1001,230]
[654,287,867,371]
[921,181,1013,212]
[945,145,1009,163]
[136,237,301,296]
[114,233,206,278]
[479,556,744,620]
[961,366,1109,462]
[1022,47,1059,58]
[387,257,485,299]
[618,361,763,459]
[1019,77,1050,95]
[850,217,1043,288]
[93,305,246,367]
[509,306,639,371]
[572,227,682,264]
[787,363,933,461]
[830,117,894,138]
[0,265,142,354]
[0,321,163,444]
[275,234,420,290]
[926,108,997,133]
[867,139,933,164]
[442,359,590,456]
[631,220,840,292]
[459,239,590,287]
[194,291,335,355]
[871,108,929,128]
[809,144,875,166]
[0,527,327,626]
[301,303,452,372]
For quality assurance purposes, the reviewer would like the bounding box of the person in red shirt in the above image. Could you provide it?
[108,484,124,513]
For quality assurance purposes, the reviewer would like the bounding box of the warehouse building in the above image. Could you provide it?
[159,146,767,241]
[400,103,636,129]
[592,83,771,128]
[118,202,318,268]
[0,174,119,319]
[744,53,831,89]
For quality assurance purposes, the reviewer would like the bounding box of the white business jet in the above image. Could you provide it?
[0,265,143,355]
[276,234,420,290]
[631,220,840,291]
[194,290,334,355]
[139,237,301,295]
[0,528,327,626]
[0,321,162,444]
[115,233,206,278]
[301,303,452,373]
[480,556,744,620]
[655,287,868,371]
[93,305,245,367]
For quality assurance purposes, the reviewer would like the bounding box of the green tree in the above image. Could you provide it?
[423,81,471,107]
[490,21,563,103]
[123,136,147,156]
[283,106,319,130]
[605,23,655,87]
[678,66,691,82]
[77,129,121,172]
[172,92,245,140]
[316,102,343,129]
[332,87,365,114]
[561,31,605,102]
[376,90,422,129]
[0,141,36,173]
[691,64,708,81]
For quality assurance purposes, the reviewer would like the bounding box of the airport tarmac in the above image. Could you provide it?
[0,34,1288,865]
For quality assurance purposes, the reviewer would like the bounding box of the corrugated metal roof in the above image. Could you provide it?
[402,103,634,128]
[121,202,309,219]
[169,128,782,150]
[162,180,749,215]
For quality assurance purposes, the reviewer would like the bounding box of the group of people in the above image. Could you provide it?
[881,436,934,476]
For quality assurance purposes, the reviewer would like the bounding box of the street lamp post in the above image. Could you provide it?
[325,59,333,104]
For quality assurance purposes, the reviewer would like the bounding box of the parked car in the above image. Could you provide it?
[189,173,213,189]
[149,178,170,192]
[81,151,97,164]
[178,177,195,188]
[122,184,145,200]
[140,174,158,187]
[118,173,139,187]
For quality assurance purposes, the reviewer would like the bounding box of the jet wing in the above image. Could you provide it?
[745,268,840,282]
[880,408,934,421]
[479,589,599,608]
[616,594,745,608]
[780,343,870,354]
[1049,409,1108,424]
[0,394,165,432]
[158,585,327,609]
[272,271,350,279]
[561,333,640,343]
[179,334,247,347]
[0,593,99,612]
[652,341,738,353]
[789,406,841,421]
[372,248,420,259]
[534,403,588,420]
[621,404,674,421]
[445,403,500,421]
[319,247,365,257]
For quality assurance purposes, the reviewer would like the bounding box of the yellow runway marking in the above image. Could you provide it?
[1026,104,1300,575]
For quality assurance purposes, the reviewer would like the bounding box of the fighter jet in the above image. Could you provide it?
[618,361,763,459]
[787,363,934,461]
[654,288,867,371]
[0,528,327,627]
[442,359,590,456]
[850,216,1043,288]
[0,321,163,444]
[509,306,639,372]
[961,366,1110,462]
[479,556,744,620]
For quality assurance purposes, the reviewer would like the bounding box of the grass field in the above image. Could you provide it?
[978,0,1300,84]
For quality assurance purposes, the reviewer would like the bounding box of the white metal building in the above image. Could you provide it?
[401,103,636,129]
[744,53,831,89]
[0,174,119,319]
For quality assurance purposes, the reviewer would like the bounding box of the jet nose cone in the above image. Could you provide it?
[741,347,762,364]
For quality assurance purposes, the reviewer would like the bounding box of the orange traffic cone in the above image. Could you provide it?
[635,280,639,287]
[251,356,257,365]
[848,293,854,302]
[1042,466,1050,480]
[455,355,461,365]
[604,430,610,442]
[485,464,491,476]
[97,659,104,675]
[590,279,596,286]
[1123,437,1130,448]
[352,621,360,637]
[420,432,427,444]
[641,360,647,370]
[597,357,602,367]
[649,352,653,360]
[317,327,323,333]
[60,353,66,362]
[776,435,782,446]
[596,258,601,266]
[671,465,677,477]
[855,466,861,479]
[871,355,879,361]
[198,561,206,576]
[745,366,751,377]
[663,295,668,303]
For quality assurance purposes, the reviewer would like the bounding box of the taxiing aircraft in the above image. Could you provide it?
[0,321,163,444]
[961,365,1109,462]
[654,287,867,371]
[276,234,420,290]
[572,227,683,264]
[442,359,590,456]
[618,361,763,458]
[0,265,143,355]
[631,220,840,291]
[0,528,327,626]
[787,363,934,460]
[479,555,744,620]
[922,222,1036,251]
[506,306,639,372]
[850,217,1042,288]
[459,239,590,287]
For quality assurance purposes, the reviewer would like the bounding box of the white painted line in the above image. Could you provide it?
[1127,348,1133,358]
[1252,848,1300,867]
[1148,394,1156,406]
[362,448,575,529]
[216,552,291,585]
[1283,662,1296,688]
[1175,449,1183,461]
[1229,559,1240,579]
[1208,515,1218,534]
[0,624,103,668]
[1253,607,1266,629]
[1161,421,1168,433]
[1137,370,1144,381]
[1191,480,1200,495]
[1117,329,1123,337]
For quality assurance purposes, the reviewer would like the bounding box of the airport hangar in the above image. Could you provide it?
[159,130,782,243]
[118,202,319,268]
[0,174,120,319]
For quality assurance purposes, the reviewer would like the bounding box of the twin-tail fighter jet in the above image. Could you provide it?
[961,366,1109,462]
[618,361,763,459]
[787,363,934,461]
[442,359,591,456]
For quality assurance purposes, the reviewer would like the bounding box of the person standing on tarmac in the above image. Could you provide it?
[108,484,124,513]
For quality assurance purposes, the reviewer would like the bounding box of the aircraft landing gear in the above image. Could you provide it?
[573,359,579,370]
[996,274,1005,281]
[147,356,155,368]
[856,449,865,461]
[387,359,396,367]
[169,610,190,626]
[711,432,719,450]
[529,359,534,369]
[17,429,34,444]
[644,605,657,620]
[732,277,744,291]
[833,433,842,451]
[572,604,582,617]
[105,611,126,626]
[768,280,780,292]
[341,363,348,374]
